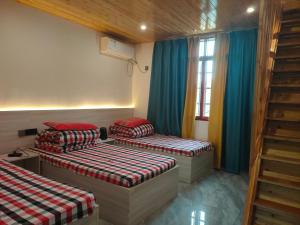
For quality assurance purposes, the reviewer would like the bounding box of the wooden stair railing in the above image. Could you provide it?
[243,7,300,225]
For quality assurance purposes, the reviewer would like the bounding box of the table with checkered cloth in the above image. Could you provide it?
[0,160,96,225]
[33,143,176,188]
[112,134,213,157]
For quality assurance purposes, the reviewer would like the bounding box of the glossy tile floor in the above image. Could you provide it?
[143,171,248,225]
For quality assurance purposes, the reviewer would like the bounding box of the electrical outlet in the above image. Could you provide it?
[18,128,38,137]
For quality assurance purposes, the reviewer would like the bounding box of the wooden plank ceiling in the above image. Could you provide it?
[17,0,259,43]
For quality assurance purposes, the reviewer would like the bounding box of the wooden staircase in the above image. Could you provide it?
[245,8,300,225]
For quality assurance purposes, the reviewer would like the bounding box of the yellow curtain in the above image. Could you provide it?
[182,37,200,138]
[208,33,229,169]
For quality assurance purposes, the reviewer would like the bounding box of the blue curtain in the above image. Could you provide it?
[222,29,257,173]
[147,39,188,136]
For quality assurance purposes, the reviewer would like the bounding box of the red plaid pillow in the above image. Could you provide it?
[110,124,154,138]
[114,118,150,128]
[44,121,97,131]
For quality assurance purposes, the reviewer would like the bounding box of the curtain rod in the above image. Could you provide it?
[160,26,258,41]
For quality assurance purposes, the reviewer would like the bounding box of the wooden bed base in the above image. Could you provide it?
[116,143,214,183]
[41,162,179,225]
[73,205,99,225]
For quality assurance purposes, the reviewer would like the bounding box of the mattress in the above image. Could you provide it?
[113,134,213,157]
[33,143,176,188]
[0,160,96,225]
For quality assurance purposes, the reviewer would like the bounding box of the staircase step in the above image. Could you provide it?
[255,214,295,225]
[261,154,300,165]
[274,55,300,60]
[254,199,300,217]
[270,84,300,88]
[269,101,300,105]
[263,143,300,160]
[258,176,300,191]
[283,9,300,20]
[266,120,300,139]
[281,18,300,25]
[267,106,300,122]
[269,92,300,104]
[266,117,300,122]
[278,40,300,47]
[272,69,300,73]
[283,8,300,14]
[261,171,300,184]
[259,192,300,210]
[264,135,300,143]
[274,31,300,38]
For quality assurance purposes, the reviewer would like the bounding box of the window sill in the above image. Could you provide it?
[195,116,209,121]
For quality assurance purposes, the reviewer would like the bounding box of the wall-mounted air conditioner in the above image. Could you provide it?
[100,37,135,60]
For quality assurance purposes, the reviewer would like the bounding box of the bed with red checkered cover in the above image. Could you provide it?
[112,134,213,157]
[0,160,96,225]
[33,143,176,188]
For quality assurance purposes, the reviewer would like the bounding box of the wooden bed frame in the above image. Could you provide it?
[115,143,214,183]
[73,205,99,225]
[40,160,179,225]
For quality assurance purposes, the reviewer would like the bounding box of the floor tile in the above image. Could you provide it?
[144,170,248,225]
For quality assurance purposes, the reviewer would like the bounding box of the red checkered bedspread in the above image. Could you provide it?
[0,160,96,225]
[33,143,176,188]
[112,134,213,157]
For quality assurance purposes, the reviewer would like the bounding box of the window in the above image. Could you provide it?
[195,37,215,121]
[191,210,206,225]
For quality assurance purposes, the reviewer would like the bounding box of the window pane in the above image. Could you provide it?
[195,88,200,117]
[206,72,212,88]
[197,74,202,88]
[206,60,213,73]
[205,89,211,104]
[196,88,200,104]
[195,103,200,116]
[199,41,205,57]
[198,61,202,75]
[197,61,202,88]
[206,39,215,56]
[204,104,210,117]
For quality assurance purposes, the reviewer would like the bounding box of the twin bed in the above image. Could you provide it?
[112,134,214,183]
[1,119,213,225]
[0,159,98,225]
[31,143,179,225]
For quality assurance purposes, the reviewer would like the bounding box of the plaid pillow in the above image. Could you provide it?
[114,118,150,128]
[110,124,154,138]
[36,129,100,146]
[43,121,97,131]
[35,141,96,153]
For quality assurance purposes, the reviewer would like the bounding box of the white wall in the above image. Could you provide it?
[132,43,153,118]
[132,43,209,140]
[1,0,208,140]
[0,0,132,110]
[194,120,209,140]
